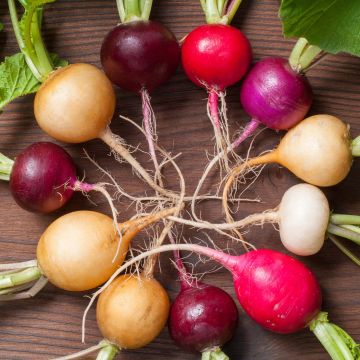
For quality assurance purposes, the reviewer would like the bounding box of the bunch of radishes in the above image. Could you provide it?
[0,0,359,360]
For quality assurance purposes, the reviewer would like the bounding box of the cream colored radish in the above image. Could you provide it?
[222,114,358,230]
[0,207,177,299]
[278,184,330,255]
[97,275,170,349]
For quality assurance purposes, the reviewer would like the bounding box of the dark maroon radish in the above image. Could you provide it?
[181,1,251,167]
[0,142,116,215]
[93,244,359,359]
[100,1,180,177]
[168,244,238,358]
[169,282,238,357]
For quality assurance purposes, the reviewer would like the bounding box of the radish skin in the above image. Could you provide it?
[223,115,355,232]
[97,275,170,349]
[278,184,330,255]
[83,243,359,359]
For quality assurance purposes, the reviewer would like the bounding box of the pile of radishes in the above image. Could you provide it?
[0,0,360,359]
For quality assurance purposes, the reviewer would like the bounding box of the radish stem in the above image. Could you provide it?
[202,348,229,360]
[327,224,360,246]
[330,214,360,226]
[310,312,358,360]
[0,153,14,181]
[0,267,41,289]
[328,235,360,267]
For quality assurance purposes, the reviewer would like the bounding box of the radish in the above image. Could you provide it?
[168,246,238,359]
[7,0,179,201]
[53,275,169,360]
[222,114,359,227]
[0,142,118,214]
[192,39,318,221]
[0,207,177,300]
[86,243,360,359]
[182,0,252,167]
[100,0,180,177]
[173,183,360,265]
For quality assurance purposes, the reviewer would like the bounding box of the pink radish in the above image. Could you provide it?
[182,0,252,167]
[86,243,360,359]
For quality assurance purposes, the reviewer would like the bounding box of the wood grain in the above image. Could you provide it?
[0,0,360,359]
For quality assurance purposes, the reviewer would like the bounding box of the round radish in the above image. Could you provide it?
[87,243,359,359]
[169,282,238,354]
[100,2,180,177]
[181,1,252,167]
[97,275,170,349]
[222,114,355,227]
[101,20,180,93]
[0,207,177,298]
[240,57,313,130]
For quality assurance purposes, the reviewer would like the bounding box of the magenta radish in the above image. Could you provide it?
[7,0,178,201]
[88,243,360,359]
[182,0,252,167]
[0,206,177,301]
[168,245,238,359]
[0,142,117,214]
[191,39,317,220]
[100,0,180,177]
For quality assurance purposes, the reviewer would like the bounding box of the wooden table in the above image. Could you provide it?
[0,0,359,359]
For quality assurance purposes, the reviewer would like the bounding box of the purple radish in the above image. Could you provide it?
[0,142,115,214]
[168,246,238,358]
[192,39,319,221]
[100,1,180,176]
[88,244,360,359]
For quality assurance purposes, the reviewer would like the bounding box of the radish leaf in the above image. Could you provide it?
[280,0,360,56]
[0,52,67,110]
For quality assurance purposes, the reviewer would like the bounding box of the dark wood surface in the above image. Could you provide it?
[1,0,360,359]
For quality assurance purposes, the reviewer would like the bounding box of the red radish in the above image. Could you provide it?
[0,142,117,214]
[191,41,316,221]
[222,114,359,229]
[8,0,179,201]
[88,243,360,359]
[169,247,238,359]
[101,0,180,177]
[182,0,252,168]
[0,207,177,300]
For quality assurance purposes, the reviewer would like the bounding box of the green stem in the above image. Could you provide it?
[0,153,14,181]
[351,136,360,157]
[116,0,126,22]
[289,37,308,70]
[224,0,243,24]
[204,0,222,24]
[299,44,322,71]
[310,312,359,360]
[202,348,229,360]
[327,223,360,245]
[96,344,119,360]
[328,235,360,267]
[0,267,42,289]
[31,7,53,79]
[140,0,152,20]
[124,0,142,22]
[288,37,322,72]
[340,225,360,235]
[330,214,360,226]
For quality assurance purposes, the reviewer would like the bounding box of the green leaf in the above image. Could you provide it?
[0,52,67,110]
[280,0,360,56]
[0,53,40,109]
